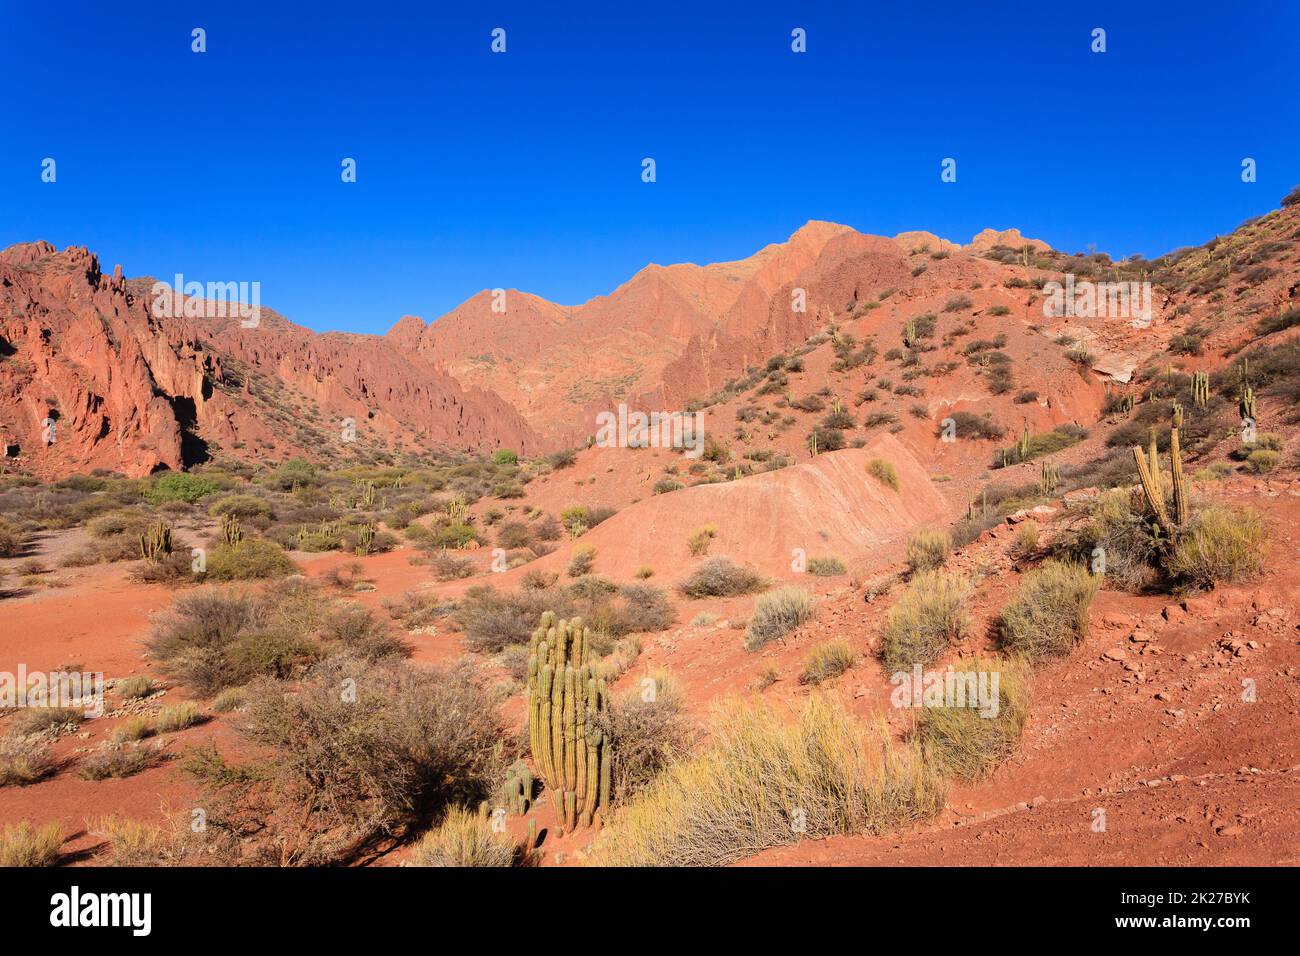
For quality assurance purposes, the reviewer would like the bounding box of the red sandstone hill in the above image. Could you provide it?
[5,199,1299,480]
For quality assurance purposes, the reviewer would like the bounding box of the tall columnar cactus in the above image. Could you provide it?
[527,612,612,831]
[1169,405,1190,527]
[1017,424,1030,462]
[902,319,917,348]
[354,523,375,556]
[138,520,173,563]
[1146,428,1162,503]
[1133,444,1171,534]
[1239,383,1257,422]
[1038,459,1060,497]
[1191,371,1210,409]
[220,513,242,546]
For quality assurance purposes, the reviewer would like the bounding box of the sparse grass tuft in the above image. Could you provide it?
[806,555,847,576]
[867,458,900,491]
[801,640,855,685]
[687,524,718,556]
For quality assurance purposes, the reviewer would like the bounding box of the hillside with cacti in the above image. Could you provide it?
[2,190,1299,870]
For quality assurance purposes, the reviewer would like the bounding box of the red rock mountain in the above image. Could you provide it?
[1,222,1054,477]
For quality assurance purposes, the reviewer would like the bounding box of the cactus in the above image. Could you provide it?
[1038,459,1060,497]
[527,612,612,831]
[1191,371,1210,409]
[448,493,468,522]
[500,759,533,817]
[902,319,917,348]
[138,520,173,563]
[1146,428,1161,503]
[1133,445,1171,534]
[1017,424,1030,462]
[353,522,375,556]
[1239,383,1256,422]
[219,513,242,546]
[1169,405,1190,527]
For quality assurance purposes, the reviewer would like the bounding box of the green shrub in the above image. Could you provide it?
[202,539,297,581]
[745,587,815,649]
[880,571,971,671]
[999,560,1099,661]
[145,473,218,505]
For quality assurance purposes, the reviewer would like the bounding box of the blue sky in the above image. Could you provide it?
[2,1,1296,334]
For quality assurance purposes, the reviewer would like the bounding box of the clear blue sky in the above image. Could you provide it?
[2,1,1296,334]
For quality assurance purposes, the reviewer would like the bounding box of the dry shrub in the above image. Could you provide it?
[906,530,951,572]
[867,458,900,491]
[567,545,596,577]
[8,706,83,737]
[0,734,57,787]
[687,524,718,556]
[407,806,520,867]
[678,557,767,599]
[1167,505,1267,592]
[745,587,814,649]
[0,821,64,866]
[880,571,971,671]
[593,695,946,866]
[116,675,158,700]
[455,586,570,652]
[88,815,193,866]
[79,743,162,780]
[915,656,1031,779]
[806,555,847,576]
[186,655,504,866]
[999,560,1099,661]
[429,551,475,581]
[801,640,855,685]
[605,672,696,805]
[384,589,455,629]
[154,702,203,734]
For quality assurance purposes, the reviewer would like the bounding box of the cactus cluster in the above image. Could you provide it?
[500,760,533,817]
[220,513,242,546]
[353,522,375,555]
[138,520,173,563]
[1132,406,1190,538]
[526,612,612,831]
[1038,459,1060,496]
[1191,371,1210,409]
